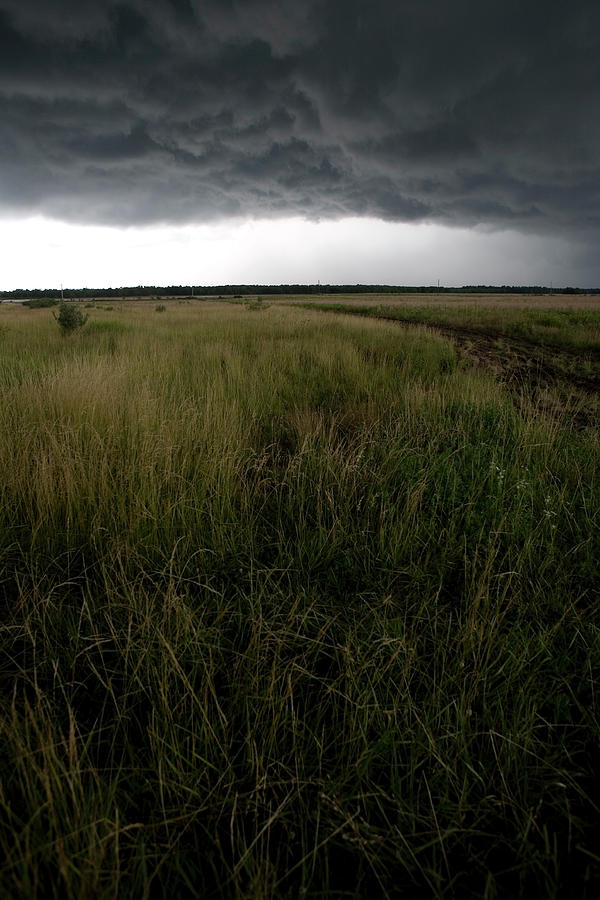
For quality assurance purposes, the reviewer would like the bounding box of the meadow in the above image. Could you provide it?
[295,298,600,354]
[0,299,598,898]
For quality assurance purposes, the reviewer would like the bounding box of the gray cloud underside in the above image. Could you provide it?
[1,0,599,234]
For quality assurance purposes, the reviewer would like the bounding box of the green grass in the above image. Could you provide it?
[0,302,599,898]
[298,301,600,353]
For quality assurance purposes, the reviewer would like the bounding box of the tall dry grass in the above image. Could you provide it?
[0,301,599,898]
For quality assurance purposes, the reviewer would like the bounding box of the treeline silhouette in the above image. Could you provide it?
[2,283,598,301]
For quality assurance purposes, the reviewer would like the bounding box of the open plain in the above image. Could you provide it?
[0,297,598,898]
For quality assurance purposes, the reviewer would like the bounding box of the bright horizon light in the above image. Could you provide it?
[0,215,590,291]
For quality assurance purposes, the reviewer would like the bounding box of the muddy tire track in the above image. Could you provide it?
[303,305,600,428]
[374,314,600,430]
[360,313,599,394]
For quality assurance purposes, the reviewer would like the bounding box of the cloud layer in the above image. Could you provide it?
[1,0,599,235]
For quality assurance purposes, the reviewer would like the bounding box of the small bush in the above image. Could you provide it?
[22,298,59,309]
[53,301,89,335]
[155,304,166,312]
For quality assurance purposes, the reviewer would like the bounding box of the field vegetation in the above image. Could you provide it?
[298,301,600,354]
[0,300,599,898]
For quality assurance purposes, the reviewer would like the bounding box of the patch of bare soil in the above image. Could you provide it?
[387,316,600,430]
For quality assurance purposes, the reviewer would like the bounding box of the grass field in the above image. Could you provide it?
[294,299,600,353]
[0,300,599,898]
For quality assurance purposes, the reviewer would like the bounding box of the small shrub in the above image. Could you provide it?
[22,298,59,309]
[53,301,89,335]
[155,304,166,312]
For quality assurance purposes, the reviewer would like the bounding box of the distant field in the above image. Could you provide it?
[0,301,599,899]
[291,297,600,353]
[284,292,600,309]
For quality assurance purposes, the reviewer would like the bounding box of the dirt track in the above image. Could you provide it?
[301,301,599,428]
[373,314,600,429]
[392,317,600,391]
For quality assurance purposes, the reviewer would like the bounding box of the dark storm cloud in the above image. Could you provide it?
[1,0,599,234]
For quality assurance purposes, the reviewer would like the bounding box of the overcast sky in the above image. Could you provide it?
[1,0,599,288]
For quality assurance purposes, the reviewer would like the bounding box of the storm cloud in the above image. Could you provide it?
[1,0,599,237]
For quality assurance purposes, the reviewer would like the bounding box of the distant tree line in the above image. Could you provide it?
[2,283,599,301]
